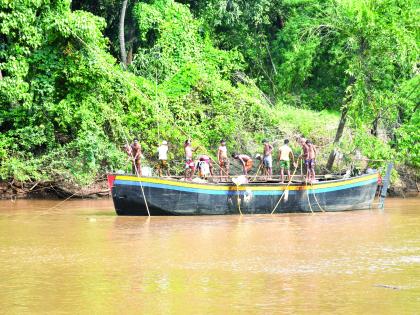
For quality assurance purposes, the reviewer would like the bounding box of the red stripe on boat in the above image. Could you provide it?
[107,175,116,189]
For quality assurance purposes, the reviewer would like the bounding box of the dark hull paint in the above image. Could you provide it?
[110,173,379,216]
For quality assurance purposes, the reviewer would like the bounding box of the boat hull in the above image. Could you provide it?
[109,173,379,215]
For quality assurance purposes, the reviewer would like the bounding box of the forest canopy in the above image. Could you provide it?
[0,0,418,186]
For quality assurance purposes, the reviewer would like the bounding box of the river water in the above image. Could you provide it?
[0,197,419,314]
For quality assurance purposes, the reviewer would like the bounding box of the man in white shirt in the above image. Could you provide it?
[157,140,170,177]
[278,139,295,183]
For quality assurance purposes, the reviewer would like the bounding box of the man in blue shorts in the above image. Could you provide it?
[262,139,273,177]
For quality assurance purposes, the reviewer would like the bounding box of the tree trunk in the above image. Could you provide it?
[119,0,128,66]
[326,106,349,171]
[0,69,3,80]
[371,115,379,137]
[127,46,133,65]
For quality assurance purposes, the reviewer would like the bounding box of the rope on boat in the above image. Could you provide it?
[305,179,314,214]
[235,185,243,215]
[44,191,78,212]
[310,182,325,212]
[271,167,298,215]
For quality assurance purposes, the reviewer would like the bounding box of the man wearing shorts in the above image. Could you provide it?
[232,153,253,175]
[184,139,196,179]
[157,140,170,177]
[262,139,274,177]
[297,137,309,182]
[130,138,142,176]
[217,140,229,178]
[278,139,295,183]
[305,140,317,182]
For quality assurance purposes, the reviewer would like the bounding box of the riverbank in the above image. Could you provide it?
[0,165,418,200]
[0,180,110,200]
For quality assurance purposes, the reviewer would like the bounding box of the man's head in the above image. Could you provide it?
[133,138,138,143]
[220,139,226,146]
[162,140,168,145]
[298,137,306,145]
[306,140,312,145]
[184,139,191,146]
[284,139,289,144]
[231,153,238,159]
[262,139,268,144]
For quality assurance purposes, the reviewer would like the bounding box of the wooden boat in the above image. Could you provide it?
[107,172,379,215]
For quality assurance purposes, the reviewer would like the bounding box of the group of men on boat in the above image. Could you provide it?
[124,136,318,183]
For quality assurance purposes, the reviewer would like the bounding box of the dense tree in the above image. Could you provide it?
[0,0,418,187]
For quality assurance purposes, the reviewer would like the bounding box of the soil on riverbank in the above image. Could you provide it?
[0,180,110,200]
[0,165,418,200]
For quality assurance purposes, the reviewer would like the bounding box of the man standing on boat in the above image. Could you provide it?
[232,153,253,175]
[217,140,229,178]
[131,138,142,176]
[157,140,170,177]
[305,140,317,183]
[262,139,274,177]
[184,139,196,179]
[296,137,309,180]
[278,139,295,183]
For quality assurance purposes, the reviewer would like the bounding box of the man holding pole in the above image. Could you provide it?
[217,140,229,179]
[184,139,197,179]
[262,139,274,177]
[130,138,142,176]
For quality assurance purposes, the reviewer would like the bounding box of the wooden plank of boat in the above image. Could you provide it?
[107,172,379,216]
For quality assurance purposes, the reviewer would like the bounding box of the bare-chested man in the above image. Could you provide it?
[217,140,229,178]
[184,139,196,179]
[131,138,142,176]
[296,137,309,180]
[305,140,317,182]
[232,153,253,175]
[262,139,274,177]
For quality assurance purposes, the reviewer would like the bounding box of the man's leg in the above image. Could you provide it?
[137,161,142,176]
[184,163,188,179]
[311,161,316,181]
[305,161,310,182]
[280,167,284,183]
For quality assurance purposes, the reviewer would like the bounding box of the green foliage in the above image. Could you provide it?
[0,0,418,187]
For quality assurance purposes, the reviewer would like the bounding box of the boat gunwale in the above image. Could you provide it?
[111,172,378,191]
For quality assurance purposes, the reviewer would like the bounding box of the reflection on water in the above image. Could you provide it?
[0,198,419,314]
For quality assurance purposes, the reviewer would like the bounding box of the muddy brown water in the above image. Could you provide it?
[0,197,419,314]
